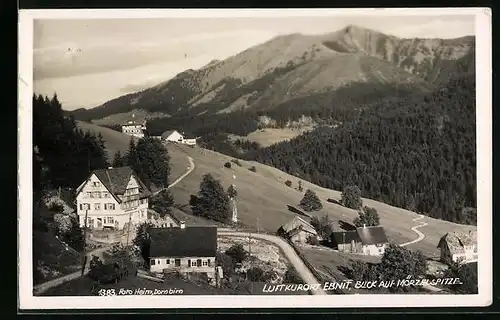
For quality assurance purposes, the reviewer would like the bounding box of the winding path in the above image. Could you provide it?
[399,214,428,247]
[168,156,195,189]
[218,230,326,295]
[152,156,195,195]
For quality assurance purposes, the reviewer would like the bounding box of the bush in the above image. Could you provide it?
[285,180,292,187]
[306,235,319,245]
[353,206,380,227]
[230,159,242,167]
[445,262,478,294]
[310,215,333,240]
[283,265,304,284]
[225,243,248,264]
[48,202,64,213]
[216,251,235,278]
[150,189,174,217]
[341,185,363,209]
[224,162,232,168]
[249,166,257,172]
[246,267,265,282]
[54,213,72,235]
[88,262,123,284]
[299,189,323,212]
[89,255,104,270]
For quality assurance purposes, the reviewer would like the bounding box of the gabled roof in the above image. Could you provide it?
[281,215,316,235]
[76,166,151,203]
[356,226,389,245]
[438,231,477,254]
[161,130,181,139]
[331,230,361,244]
[288,225,317,238]
[149,226,217,258]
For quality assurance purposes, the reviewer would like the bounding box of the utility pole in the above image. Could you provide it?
[126,210,132,246]
[81,209,88,277]
[231,173,238,224]
[248,231,251,256]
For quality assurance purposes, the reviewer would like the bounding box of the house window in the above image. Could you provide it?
[86,192,92,198]
[106,217,114,224]
[202,260,208,267]
[150,259,156,266]
[166,259,170,265]
[93,192,101,198]
[103,192,109,198]
[105,203,115,210]
[79,203,90,210]
[93,181,100,187]
[94,203,101,210]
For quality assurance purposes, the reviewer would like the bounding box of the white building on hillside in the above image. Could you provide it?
[122,119,147,138]
[75,166,151,230]
[161,130,197,146]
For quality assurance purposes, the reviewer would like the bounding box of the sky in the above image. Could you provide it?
[32,14,476,110]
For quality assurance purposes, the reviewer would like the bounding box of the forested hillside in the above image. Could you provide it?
[141,81,426,150]
[33,94,109,192]
[249,75,476,225]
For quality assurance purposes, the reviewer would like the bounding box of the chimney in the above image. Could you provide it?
[180,221,186,229]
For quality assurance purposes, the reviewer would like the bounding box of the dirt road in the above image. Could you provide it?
[218,230,326,295]
[153,156,195,196]
[33,246,110,295]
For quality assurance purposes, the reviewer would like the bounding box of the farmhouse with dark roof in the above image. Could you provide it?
[148,225,218,279]
[330,225,389,256]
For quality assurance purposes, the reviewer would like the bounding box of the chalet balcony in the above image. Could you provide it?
[120,194,141,202]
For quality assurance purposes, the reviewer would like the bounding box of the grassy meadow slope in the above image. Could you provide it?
[76,122,476,257]
[76,120,137,161]
[75,121,194,185]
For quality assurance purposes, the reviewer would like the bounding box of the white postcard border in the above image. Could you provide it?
[18,8,492,309]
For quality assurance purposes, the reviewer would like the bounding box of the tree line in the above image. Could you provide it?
[248,75,477,225]
[33,93,110,282]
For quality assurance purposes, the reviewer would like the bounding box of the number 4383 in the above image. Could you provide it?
[98,289,116,296]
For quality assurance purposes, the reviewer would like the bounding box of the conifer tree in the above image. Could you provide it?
[299,189,323,212]
[191,173,231,222]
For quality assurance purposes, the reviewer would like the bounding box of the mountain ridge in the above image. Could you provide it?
[68,25,474,123]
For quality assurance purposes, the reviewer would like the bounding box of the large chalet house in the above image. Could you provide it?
[148,224,217,280]
[75,166,151,230]
[277,216,319,244]
[121,119,147,138]
[437,230,478,265]
[331,225,390,256]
